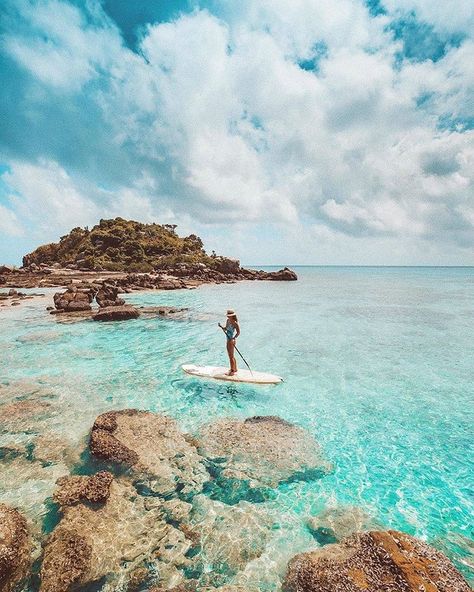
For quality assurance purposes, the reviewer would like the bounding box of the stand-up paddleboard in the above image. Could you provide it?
[182,364,283,385]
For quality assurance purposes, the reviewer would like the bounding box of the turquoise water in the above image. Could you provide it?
[1,266,473,585]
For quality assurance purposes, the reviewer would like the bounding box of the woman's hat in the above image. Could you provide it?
[226,309,236,317]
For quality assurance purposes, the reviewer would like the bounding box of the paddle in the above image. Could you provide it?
[218,324,253,376]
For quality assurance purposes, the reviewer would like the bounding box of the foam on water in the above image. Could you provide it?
[1,266,473,586]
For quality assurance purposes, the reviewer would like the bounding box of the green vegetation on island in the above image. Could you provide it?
[22,218,221,272]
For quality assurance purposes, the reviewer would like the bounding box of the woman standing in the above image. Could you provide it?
[219,309,240,375]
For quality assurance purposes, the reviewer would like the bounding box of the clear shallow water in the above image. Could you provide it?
[1,267,473,586]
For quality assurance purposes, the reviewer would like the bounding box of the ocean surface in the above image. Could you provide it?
[1,266,473,588]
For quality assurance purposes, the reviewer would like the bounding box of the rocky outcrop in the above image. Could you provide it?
[95,284,125,308]
[53,286,94,312]
[40,477,192,592]
[92,305,140,321]
[0,504,31,592]
[198,416,331,500]
[283,530,471,592]
[263,267,297,281]
[89,410,208,497]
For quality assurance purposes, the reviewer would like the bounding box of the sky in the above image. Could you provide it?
[0,0,473,266]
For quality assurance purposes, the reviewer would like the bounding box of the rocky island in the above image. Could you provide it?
[1,218,297,292]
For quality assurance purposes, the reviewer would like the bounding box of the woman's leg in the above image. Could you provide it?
[226,339,237,374]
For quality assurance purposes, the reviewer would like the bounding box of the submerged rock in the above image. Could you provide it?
[40,477,191,592]
[198,416,331,497]
[307,506,382,545]
[89,410,208,497]
[283,530,471,592]
[0,400,52,434]
[188,495,274,587]
[92,305,140,321]
[0,504,31,592]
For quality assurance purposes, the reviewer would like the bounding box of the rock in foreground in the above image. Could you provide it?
[40,478,190,592]
[0,504,31,592]
[89,410,208,496]
[283,530,471,592]
[198,416,331,496]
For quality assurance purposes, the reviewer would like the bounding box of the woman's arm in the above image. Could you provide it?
[234,321,240,339]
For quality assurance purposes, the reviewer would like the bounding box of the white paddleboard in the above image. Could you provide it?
[182,364,283,385]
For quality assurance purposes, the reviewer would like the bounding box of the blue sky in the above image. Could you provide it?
[0,0,473,265]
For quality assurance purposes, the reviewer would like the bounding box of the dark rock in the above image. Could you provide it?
[40,528,92,592]
[257,267,297,281]
[53,472,114,508]
[283,530,471,592]
[0,503,31,592]
[212,257,241,275]
[96,285,119,307]
[0,265,14,275]
[53,288,93,312]
[92,305,140,322]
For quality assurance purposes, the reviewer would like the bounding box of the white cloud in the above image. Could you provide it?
[0,204,23,236]
[0,0,473,263]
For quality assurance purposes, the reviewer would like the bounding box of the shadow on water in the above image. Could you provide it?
[171,377,264,406]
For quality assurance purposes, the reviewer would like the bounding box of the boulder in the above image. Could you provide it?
[96,284,120,307]
[211,258,241,275]
[283,530,471,592]
[53,288,93,312]
[53,472,113,508]
[0,265,14,275]
[198,416,331,499]
[40,478,191,592]
[89,410,208,497]
[92,305,140,322]
[0,504,31,592]
[258,267,297,281]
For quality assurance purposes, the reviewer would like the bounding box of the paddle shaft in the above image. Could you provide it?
[219,325,253,375]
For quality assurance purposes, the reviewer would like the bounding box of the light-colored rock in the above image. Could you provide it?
[307,506,382,544]
[40,478,191,592]
[188,495,274,587]
[0,400,52,434]
[198,416,331,494]
[90,410,208,497]
[0,456,68,524]
[283,530,471,592]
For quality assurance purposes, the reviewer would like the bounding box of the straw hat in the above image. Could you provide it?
[226,309,236,317]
